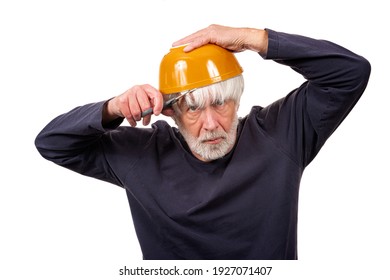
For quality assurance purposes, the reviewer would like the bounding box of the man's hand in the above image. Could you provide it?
[103,84,164,127]
[172,24,268,55]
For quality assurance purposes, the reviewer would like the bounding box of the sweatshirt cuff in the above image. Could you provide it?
[99,100,124,130]
[260,28,279,59]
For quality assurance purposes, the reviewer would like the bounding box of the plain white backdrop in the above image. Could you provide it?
[1,1,389,279]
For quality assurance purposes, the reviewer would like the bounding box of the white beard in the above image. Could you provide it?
[178,115,239,161]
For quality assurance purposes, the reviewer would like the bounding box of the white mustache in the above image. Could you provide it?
[199,131,227,142]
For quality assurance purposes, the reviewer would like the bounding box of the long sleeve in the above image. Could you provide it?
[257,29,371,167]
[35,101,130,187]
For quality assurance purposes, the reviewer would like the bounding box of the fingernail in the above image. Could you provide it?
[183,46,191,52]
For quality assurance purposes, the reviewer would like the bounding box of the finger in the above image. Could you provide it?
[172,27,212,50]
[135,87,153,117]
[118,94,136,126]
[129,86,147,121]
[174,37,211,52]
[172,31,204,47]
[142,84,164,115]
[142,114,151,126]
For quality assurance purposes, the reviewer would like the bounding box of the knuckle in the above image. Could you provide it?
[118,95,127,104]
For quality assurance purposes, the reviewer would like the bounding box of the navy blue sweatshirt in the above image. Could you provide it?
[35,29,371,259]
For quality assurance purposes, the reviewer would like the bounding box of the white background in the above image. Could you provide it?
[1,1,389,279]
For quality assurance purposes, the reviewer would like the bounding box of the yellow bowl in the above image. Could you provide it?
[159,44,243,94]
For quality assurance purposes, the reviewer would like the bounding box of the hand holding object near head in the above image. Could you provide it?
[103,84,164,127]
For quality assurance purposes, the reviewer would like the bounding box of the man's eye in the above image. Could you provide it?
[188,105,199,112]
[213,100,225,106]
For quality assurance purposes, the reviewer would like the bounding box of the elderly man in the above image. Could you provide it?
[35,24,370,259]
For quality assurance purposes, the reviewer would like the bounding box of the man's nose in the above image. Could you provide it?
[201,107,219,131]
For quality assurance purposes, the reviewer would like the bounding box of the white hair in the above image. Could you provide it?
[165,74,244,115]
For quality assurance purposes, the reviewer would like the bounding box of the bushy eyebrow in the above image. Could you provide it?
[184,91,225,109]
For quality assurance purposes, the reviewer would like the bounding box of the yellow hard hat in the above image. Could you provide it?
[159,44,243,94]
